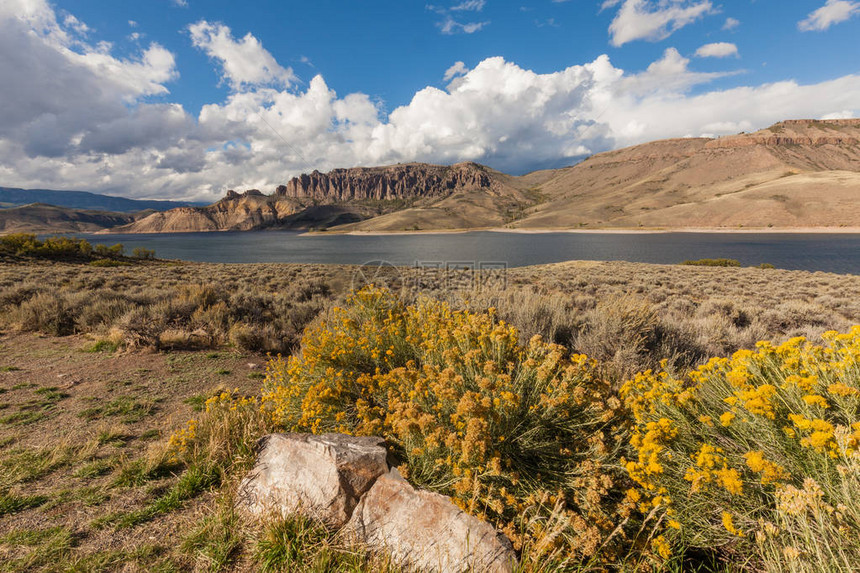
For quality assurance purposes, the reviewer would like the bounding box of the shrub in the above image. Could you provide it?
[89,259,131,267]
[0,234,92,259]
[94,243,125,258]
[621,327,860,571]
[260,287,631,565]
[681,259,741,267]
[168,388,271,476]
[0,233,39,254]
[132,247,156,260]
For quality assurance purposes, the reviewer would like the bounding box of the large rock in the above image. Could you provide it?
[344,469,517,573]
[236,433,389,528]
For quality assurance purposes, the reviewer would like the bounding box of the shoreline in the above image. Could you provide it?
[327,226,860,237]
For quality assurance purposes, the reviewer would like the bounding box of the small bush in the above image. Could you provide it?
[132,247,156,260]
[89,259,131,267]
[94,243,125,258]
[681,259,742,267]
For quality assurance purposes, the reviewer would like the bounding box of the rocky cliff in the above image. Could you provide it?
[111,161,524,233]
[706,119,860,149]
[275,162,497,202]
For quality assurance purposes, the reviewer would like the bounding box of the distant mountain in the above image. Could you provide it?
[12,118,860,235]
[0,187,205,213]
[0,204,137,234]
[111,162,537,233]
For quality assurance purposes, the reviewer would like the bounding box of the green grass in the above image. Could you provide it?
[96,427,130,447]
[0,386,70,425]
[181,506,243,572]
[0,526,77,573]
[11,382,36,390]
[253,514,401,573]
[0,365,20,372]
[115,464,220,529]
[64,544,178,573]
[86,339,121,353]
[0,491,50,516]
[183,394,207,412]
[0,410,50,425]
[73,459,114,479]
[78,396,157,423]
[140,429,161,441]
[112,457,178,489]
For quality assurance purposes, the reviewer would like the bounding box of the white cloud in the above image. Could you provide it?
[606,0,715,46]
[695,42,738,58]
[443,61,469,81]
[439,17,488,34]
[429,3,489,34]
[188,21,294,90]
[722,17,740,30]
[821,110,855,119]
[451,0,486,11]
[799,0,860,31]
[1,2,860,202]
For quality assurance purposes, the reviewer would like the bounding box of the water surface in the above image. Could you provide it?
[78,231,860,274]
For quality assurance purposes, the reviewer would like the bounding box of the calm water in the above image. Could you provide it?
[77,231,860,274]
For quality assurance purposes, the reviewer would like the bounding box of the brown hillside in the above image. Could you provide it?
[515,119,860,229]
[0,203,137,234]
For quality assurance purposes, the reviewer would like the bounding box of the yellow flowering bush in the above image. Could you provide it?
[622,327,860,571]
[261,287,630,565]
[167,387,272,475]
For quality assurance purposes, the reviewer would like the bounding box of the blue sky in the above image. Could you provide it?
[1,0,858,200]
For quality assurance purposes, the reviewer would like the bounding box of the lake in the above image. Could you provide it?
[78,231,860,274]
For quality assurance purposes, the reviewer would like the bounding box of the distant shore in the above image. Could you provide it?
[325,226,860,237]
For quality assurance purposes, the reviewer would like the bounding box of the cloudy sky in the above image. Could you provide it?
[1,0,859,201]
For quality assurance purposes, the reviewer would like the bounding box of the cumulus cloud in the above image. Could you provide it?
[189,21,294,90]
[695,42,738,58]
[799,0,860,31]
[605,0,715,46]
[2,1,860,202]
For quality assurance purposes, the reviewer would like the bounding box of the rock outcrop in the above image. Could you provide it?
[344,468,516,573]
[706,119,860,149]
[276,162,498,202]
[237,433,518,573]
[236,433,389,528]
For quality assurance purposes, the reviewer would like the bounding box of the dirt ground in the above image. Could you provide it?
[0,331,265,571]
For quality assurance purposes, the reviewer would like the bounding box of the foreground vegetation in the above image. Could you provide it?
[2,259,860,570]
